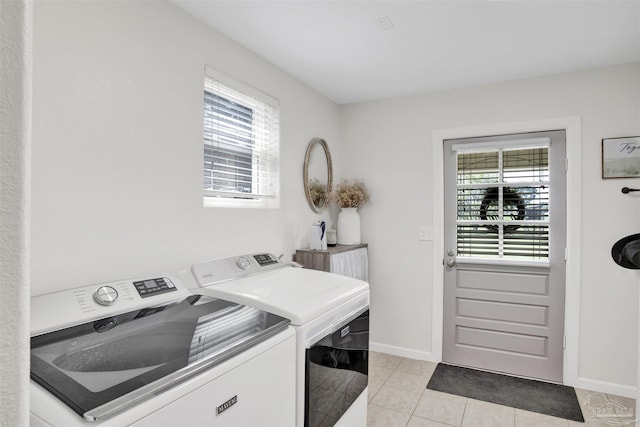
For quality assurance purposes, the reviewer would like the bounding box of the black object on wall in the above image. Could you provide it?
[621,187,640,194]
[611,233,640,269]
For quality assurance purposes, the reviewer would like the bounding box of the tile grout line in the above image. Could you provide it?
[402,357,462,427]
[388,356,415,427]
[367,354,403,407]
[404,358,422,427]
[458,398,468,427]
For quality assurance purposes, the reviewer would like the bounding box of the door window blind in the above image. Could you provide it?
[203,67,279,207]
[455,142,550,261]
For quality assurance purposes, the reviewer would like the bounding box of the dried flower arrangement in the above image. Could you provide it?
[332,179,370,208]
[308,178,328,207]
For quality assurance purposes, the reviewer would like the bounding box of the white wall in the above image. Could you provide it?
[31,1,342,294]
[340,63,640,393]
[0,1,31,424]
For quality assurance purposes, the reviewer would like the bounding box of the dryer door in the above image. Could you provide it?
[305,309,369,427]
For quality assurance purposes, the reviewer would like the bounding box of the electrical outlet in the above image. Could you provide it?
[419,225,433,241]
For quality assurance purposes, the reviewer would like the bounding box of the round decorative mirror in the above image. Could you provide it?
[303,138,333,213]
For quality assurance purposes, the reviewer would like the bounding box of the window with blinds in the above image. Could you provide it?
[455,142,550,261]
[203,67,279,208]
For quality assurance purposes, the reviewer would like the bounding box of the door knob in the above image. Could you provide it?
[447,249,456,257]
[446,258,455,268]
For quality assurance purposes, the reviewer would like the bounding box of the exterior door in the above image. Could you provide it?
[443,130,566,383]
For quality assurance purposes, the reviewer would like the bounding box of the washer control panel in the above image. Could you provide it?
[132,277,176,298]
[31,276,188,336]
[235,256,251,270]
[94,286,118,306]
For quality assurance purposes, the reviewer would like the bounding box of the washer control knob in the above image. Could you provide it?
[94,286,118,306]
[236,256,251,270]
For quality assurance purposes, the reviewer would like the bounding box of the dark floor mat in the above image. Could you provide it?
[427,364,584,422]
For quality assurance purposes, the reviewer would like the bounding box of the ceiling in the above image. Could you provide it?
[173,1,640,105]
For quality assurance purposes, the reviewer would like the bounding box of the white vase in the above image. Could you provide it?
[337,208,361,245]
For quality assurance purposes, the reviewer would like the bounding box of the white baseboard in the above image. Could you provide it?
[369,341,439,363]
[571,377,638,400]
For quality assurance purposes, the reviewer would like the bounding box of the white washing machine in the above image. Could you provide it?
[30,275,296,426]
[179,253,370,427]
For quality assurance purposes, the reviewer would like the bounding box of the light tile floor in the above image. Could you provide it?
[367,351,637,427]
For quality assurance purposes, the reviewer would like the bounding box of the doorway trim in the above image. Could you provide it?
[431,116,581,387]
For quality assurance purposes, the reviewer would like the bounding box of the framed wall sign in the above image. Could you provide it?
[602,136,640,179]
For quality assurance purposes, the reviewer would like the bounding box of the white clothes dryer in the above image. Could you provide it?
[179,253,370,427]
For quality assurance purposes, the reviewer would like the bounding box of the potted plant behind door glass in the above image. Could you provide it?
[331,180,370,245]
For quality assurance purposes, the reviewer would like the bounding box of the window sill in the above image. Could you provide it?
[203,196,279,209]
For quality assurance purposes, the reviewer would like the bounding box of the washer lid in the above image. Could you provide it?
[30,294,290,422]
[195,267,369,325]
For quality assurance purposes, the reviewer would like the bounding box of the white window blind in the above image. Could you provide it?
[454,142,551,262]
[203,66,279,208]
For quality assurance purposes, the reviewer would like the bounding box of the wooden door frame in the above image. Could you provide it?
[431,116,581,387]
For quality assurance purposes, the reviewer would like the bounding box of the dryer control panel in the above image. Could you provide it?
[191,253,286,286]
